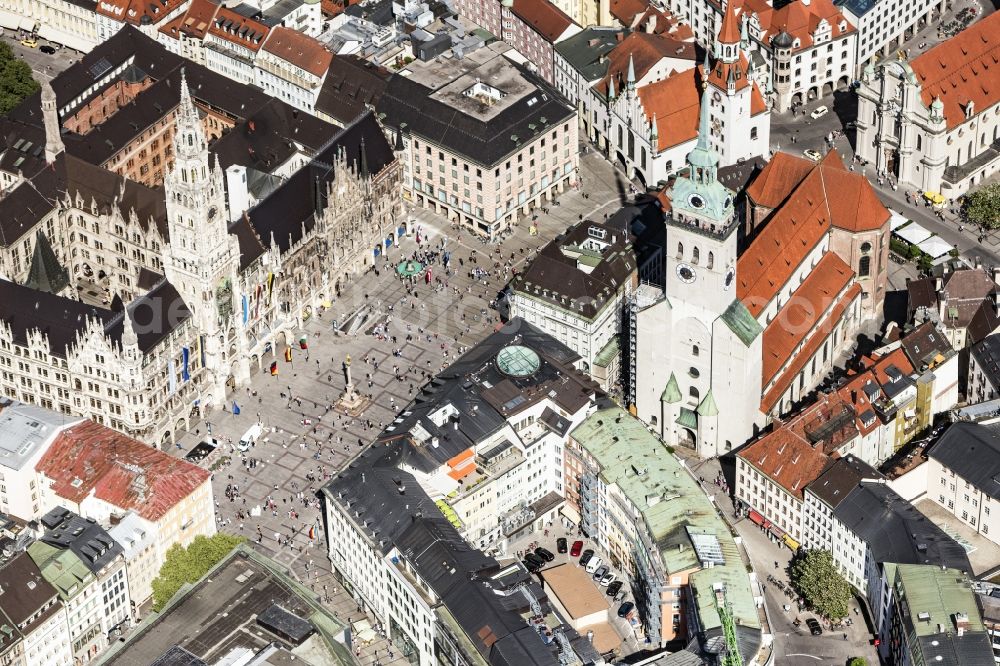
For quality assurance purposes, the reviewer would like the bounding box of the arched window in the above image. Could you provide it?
[916,134,922,151]
[689,386,700,400]
[707,251,714,269]
[692,247,700,264]
[676,242,683,259]
[859,255,871,277]
[692,345,699,357]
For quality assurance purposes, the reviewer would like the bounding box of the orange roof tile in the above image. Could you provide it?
[761,252,854,383]
[595,32,696,98]
[718,0,741,44]
[511,0,577,43]
[705,56,752,92]
[97,0,187,25]
[177,0,219,38]
[209,7,270,52]
[735,0,852,51]
[745,151,816,207]
[35,421,211,522]
[738,404,838,499]
[761,282,862,412]
[637,68,701,150]
[263,26,333,78]
[910,11,1000,130]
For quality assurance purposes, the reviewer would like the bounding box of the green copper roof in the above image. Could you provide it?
[661,372,682,403]
[696,390,719,417]
[676,407,698,429]
[593,336,621,368]
[27,541,94,600]
[569,408,760,636]
[721,299,763,347]
[893,565,985,638]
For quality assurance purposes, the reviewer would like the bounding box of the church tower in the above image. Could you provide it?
[41,79,64,164]
[664,85,738,318]
[161,70,243,403]
[703,1,766,165]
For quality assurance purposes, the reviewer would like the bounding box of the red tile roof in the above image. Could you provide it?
[263,27,333,78]
[761,251,854,384]
[161,0,219,39]
[738,397,852,498]
[209,7,270,53]
[36,421,211,522]
[761,282,862,412]
[705,55,752,92]
[511,0,577,43]
[910,10,1000,130]
[595,32,696,98]
[734,0,853,51]
[718,0,741,44]
[739,150,888,316]
[97,0,187,26]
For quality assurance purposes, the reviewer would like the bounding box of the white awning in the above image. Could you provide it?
[894,222,933,245]
[888,209,911,230]
[37,26,95,52]
[0,9,21,30]
[918,236,956,259]
[560,503,580,525]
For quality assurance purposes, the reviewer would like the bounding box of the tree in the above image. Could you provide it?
[963,183,1000,229]
[789,549,851,620]
[151,533,244,611]
[0,41,38,115]
[848,658,868,666]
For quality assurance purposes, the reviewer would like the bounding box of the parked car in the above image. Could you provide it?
[579,549,594,566]
[585,556,603,574]
[39,44,55,54]
[570,540,584,557]
[803,149,822,162]
[606,580,623,597]
[592,565,609,581]
[600,572,615,586]
[806,618,823,636]
[617,602,635,618]
[524,554,544,571]
[556,538,568,554]
[810,105,829,119]
[534,547,555,563]
[20,38,37,48]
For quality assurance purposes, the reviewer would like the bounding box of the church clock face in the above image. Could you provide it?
[688,194,705,210]
[724,267,735,290]
[676,263,697,284]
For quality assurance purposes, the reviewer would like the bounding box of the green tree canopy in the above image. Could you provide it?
[789,549,851,620]
[848,658,868,666]
[963,183,1000,230]
[0,41,38,115]
[151,533,244,611]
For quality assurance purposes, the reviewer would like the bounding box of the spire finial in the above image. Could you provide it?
[608,75,616,100]
[626,54,636,89]
[122,306,138,349]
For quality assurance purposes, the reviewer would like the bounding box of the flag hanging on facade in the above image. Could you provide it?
[299,334,308,350]
[232,401,241,415]
[284,347,293,363]
[181,347,190,382]
[308,526,315,540]
[270,361,278,376]
[168,358,177,395]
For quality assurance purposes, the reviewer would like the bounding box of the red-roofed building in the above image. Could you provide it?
[257,27,333,113]
[856,10,1000,196]
[96,0,189,43]
[455,0,580,85]
[664,0,856,112]
[35,420,215,605]
[596,3,769,188]
[204,8,270,85]
[157,0,221,66]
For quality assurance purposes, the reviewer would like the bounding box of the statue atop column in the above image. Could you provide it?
[335,352,369,416]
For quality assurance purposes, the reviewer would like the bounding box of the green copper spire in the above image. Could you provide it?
[687,85,718,172]
[661,372,682,403]
[696,390,719,417]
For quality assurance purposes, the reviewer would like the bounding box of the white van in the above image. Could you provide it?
[237,423,263,452]
[586,556,602,574]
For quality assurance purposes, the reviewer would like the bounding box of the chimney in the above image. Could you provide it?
[616,32,624,42]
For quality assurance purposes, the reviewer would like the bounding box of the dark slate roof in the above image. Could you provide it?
[915,632,994,666]
[323,322,593,665]
[104,277,192,353]
[718,156,768,194]
[971,334,1000,392]
[0,279,111,358]
[39,507,123,575]
[229,216,267,271]
[0,552,61,632]
[806,455,882,509]
[832,481,972,570]
[246,110,393,254]
[554,27,625,82]
[149,645,208,666]
[315,56,391,126]
[376,64,575,168]
[510,220,636,319]
[23,231,69,295]
[928,422,1000,501]
[899,322,952,370]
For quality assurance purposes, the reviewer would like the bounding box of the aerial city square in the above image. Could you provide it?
[0,0,999,663]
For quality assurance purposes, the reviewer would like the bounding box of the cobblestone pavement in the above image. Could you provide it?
[168,150,627,665]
